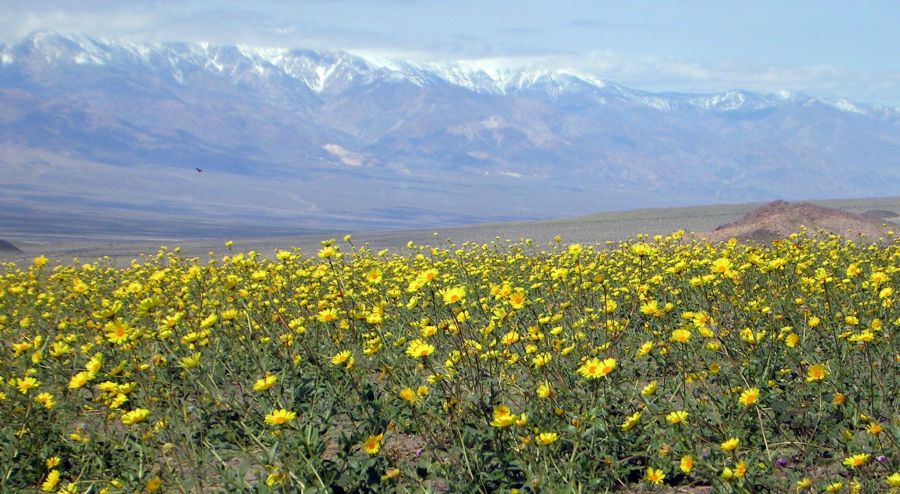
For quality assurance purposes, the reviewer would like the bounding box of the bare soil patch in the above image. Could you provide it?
[701,200,895,243]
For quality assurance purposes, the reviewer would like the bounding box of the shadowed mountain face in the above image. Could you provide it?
[1,32,899,238]
[0,239,22,252]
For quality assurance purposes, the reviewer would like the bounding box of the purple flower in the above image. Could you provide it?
[875,455,887,463]
[775,458,789,468]
[414,447,424,458]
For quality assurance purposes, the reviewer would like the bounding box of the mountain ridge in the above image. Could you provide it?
[4,31,894,113]
[1,31,899,236]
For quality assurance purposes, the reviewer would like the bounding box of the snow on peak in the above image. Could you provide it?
[774,89,794,99]
[681,89,804,112]
[824,98,866,114]
[5,32,881,113]
[0,44,12,65]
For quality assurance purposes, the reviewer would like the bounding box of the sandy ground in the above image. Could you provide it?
[2,196,898,267]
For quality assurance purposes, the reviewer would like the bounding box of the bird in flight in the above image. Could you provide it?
[195,167,203,173]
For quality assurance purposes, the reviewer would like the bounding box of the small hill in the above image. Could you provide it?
[863,209,900,221]
[0,239,22,252]
[703,200,895,243]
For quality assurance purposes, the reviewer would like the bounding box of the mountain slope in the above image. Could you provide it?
[1,31,899,236]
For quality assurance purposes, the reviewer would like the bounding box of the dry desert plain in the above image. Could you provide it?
[2,196,898,267]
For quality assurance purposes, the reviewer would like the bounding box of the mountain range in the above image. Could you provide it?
[1,31,899,238]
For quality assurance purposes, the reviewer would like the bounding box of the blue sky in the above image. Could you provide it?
[2,0,899,106]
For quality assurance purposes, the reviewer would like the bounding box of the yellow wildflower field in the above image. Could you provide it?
[1,231,897,492]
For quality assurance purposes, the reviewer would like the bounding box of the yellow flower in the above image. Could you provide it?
[440,286,466,305]
[145,477,163,493]
[577,357,616,379]
[641,380,658,397]
[645,467,665,485]
[711,257,732,274]
[640,300,664,318]
[12,341,32,356]
[720,437,740,452]
[46,456,61,469]
[806,363,828,382]
[35,392,55,409]
[366,268,383,284]
[501,331,520,345]
[41,470,60,492]
[842,453,870,469]
[516,413,528,427]
[331,350,352,366]
[104,320,131,345]
[108,393,128,410]
[680,455,693,473]
[785,333,799,348]
[381,468,401,481]
[317,308,339,323]
[532,352,552,368]
[417,268,438,284]
[264,408,296,426]
[199,313,218,329]
[670,329,691,343]
[503,291,525,312]
[535,432,558,446]
[406,339,435,359]
[825,482,844,493]
[796,477,813,490]
[180,352,201,370]
[536,382,553,399]
[886,472,900,488]
[33,255,49,267]
[620,411,641,432]
[399,387,416,402]
[86,353,103,374]
[637,341,654,356]
[740,328,765,345]
[491,405,517,428]
[15,376,40,394]
[363,433,384,455]
[121,408,151,426]
[666,410,688,425]
[738,387,759,407]
[253,374,277,392]
[631,243,654,256]
[265,469,286,487]
[870,271,889,285]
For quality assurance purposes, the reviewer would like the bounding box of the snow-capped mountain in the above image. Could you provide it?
[1,31,898,236]
[3,31,859,111]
